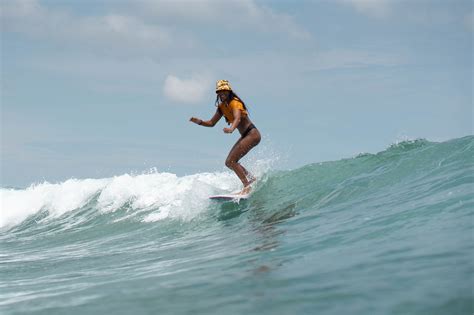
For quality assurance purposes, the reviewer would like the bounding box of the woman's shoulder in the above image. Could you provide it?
[229,97,244,107]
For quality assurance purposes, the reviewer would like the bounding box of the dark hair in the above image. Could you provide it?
[215,91,249,113]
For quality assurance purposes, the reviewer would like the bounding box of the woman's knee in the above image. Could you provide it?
[225,157,235,168]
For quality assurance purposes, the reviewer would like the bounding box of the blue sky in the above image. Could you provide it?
[1,0,473,187]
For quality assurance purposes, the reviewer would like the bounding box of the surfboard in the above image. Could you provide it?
[209,193,250,201]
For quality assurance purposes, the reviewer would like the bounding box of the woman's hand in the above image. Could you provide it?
[190,117,202,125]
[223,127,233,134]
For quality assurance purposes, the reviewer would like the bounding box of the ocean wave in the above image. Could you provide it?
[1,136,472,231]
[1,136,473,315]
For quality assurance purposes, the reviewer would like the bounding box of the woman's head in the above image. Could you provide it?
[216,80,232,102]
[214,79,248,112]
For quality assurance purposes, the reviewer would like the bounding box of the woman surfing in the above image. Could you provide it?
[190,80,261,195]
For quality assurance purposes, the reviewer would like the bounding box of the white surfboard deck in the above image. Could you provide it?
[209,193,250,201]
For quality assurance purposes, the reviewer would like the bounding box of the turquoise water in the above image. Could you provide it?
[1,136,473,314]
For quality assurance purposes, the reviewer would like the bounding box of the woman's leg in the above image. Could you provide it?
[225,130,261,191]
[227,138,254,180]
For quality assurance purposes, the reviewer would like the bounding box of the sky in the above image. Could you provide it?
[1,0,473,187]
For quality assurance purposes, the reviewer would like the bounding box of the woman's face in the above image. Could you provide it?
[217,90,230,102]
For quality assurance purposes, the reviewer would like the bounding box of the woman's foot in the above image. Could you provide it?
[248,176,257,186]
[239,186,251,195]
[240,181,256,195]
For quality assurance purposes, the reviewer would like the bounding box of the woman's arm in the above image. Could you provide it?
[223,108,241,133]
[190,108,222,127]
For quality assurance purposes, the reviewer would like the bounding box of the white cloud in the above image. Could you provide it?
[80,14,169,44]
[0,0,171,56]
[134,0,311,40]
[0,0,310,60]
[338,0,392,18]
[163,75,212,104]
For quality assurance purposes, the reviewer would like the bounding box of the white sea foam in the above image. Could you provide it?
[0,170,243,228]
[0,154,278,229]
[0,179,109,228]
[96,171,240,222]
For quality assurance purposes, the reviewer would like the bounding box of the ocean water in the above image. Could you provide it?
[1,136,473,315]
